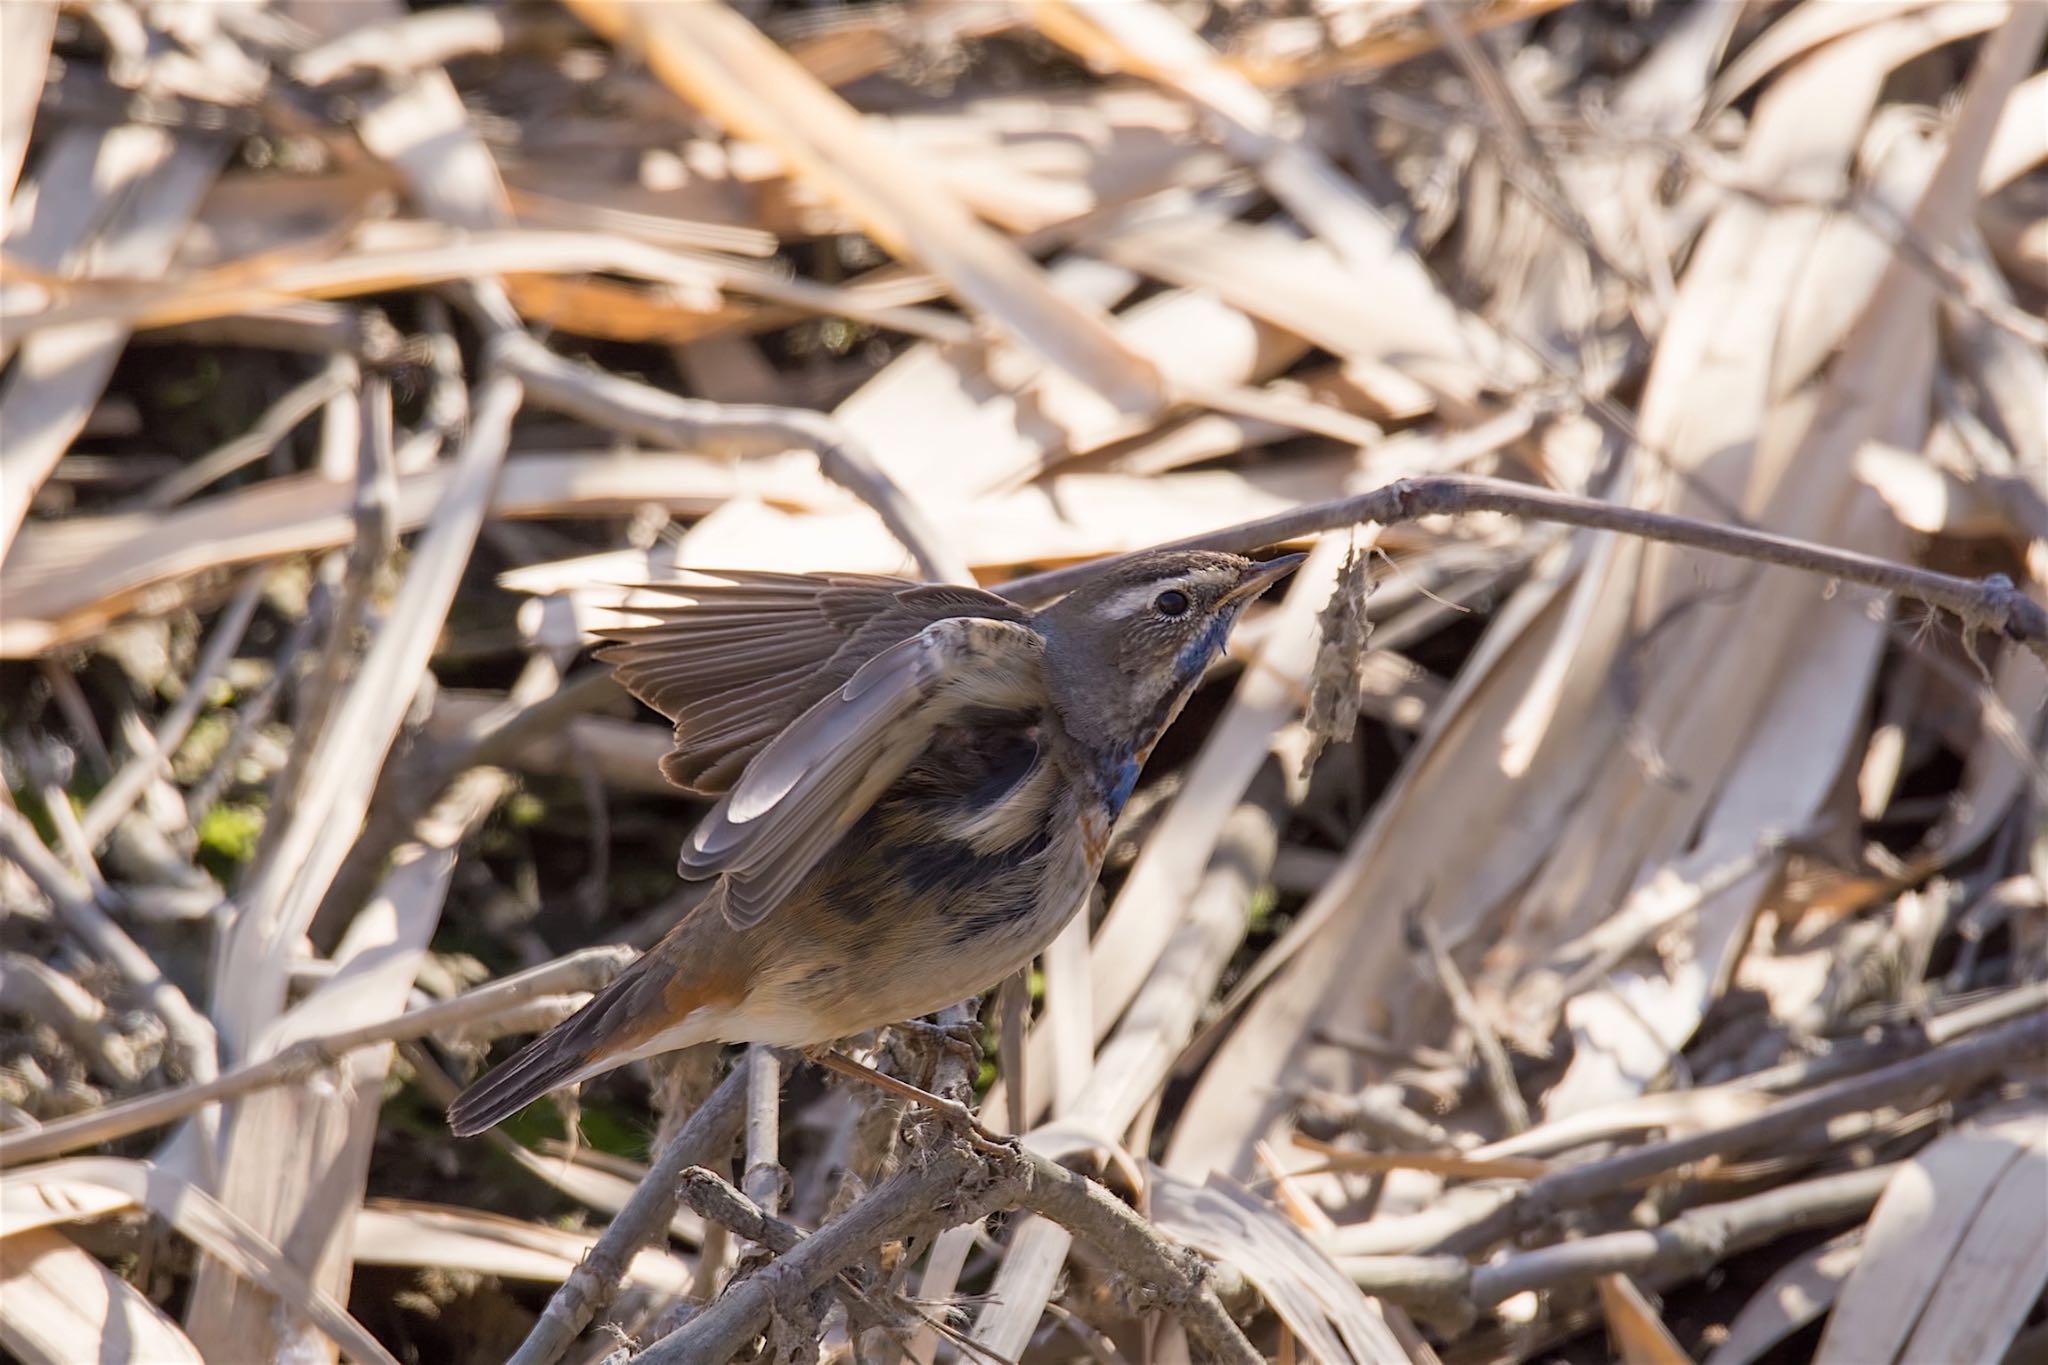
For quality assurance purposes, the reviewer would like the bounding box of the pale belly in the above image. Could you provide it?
[722,808,1101,1047]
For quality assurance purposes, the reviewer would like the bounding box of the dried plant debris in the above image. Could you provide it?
[1301,538,1376,781]
[1,2,2044,1363]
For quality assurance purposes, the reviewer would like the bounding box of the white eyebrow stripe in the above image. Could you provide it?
[1093,581,1175,620]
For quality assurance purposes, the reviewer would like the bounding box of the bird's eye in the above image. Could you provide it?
[1154,589,1191,617]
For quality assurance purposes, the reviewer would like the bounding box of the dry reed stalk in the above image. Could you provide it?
[4,3,2043,1362]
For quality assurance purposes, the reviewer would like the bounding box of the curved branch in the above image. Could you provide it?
[997,473,2048,668]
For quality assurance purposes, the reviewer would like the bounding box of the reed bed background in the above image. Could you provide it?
[1,1,2044,1362]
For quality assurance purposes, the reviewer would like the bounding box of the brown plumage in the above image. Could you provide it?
[448,551,1301,1137]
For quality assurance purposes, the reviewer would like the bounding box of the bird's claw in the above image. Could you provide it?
[896,1018,983,1066]
[911,1094,1018,1161]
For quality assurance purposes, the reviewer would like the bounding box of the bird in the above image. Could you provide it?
[448,548,1304,1137]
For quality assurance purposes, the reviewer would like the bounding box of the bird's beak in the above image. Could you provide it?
[1220,551,1308,608]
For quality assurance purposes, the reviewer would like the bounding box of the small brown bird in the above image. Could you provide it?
[449,549,1301,1136]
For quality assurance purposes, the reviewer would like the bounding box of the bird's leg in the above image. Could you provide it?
[809,1048,1015,1159]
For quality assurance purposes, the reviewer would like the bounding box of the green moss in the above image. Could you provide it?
[504,791,546,828]
[196,802,265,878]
[1245,883,1279,933]
[498,1100,565,1147]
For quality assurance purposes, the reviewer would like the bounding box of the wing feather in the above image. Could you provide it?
[595,570,1025,795]
[680,616,1046,929]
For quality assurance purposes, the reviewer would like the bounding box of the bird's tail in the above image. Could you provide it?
[447,1026,594,1136]
[449,953,654,1136]
[448,931,739,1136]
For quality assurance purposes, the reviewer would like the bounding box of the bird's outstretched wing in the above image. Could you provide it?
[596,570,1026,794]
[678,615,1046,927]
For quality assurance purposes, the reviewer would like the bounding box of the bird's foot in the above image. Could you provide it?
[911,1094,1018,1162]
[812,1048,1014,1160]
[893,1017,983,1067]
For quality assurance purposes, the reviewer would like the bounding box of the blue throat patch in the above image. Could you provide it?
[1094,609,1243,818]
[1102,752,1141,816]
[1172,611,1235,680]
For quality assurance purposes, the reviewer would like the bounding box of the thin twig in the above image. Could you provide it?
[1290,1133,1547,1181]
[1297,1085,1458,1153]
[1410,909,1530,1134]
[636,1140,1262,1365]
[506,1058,750,1365]
[1334,1163,1897,1326]
[1426,1009,2048,1255]
[37,664,113,779]
[1421,0,1644,293]
[311,666,619,938]
[1528,1010,2048,1211]
[243,375,395,887]
[995,473,2048,666]
[148,304,406,365]
[0,945,635,1166]
[213,363,522,1071]
[679,1165,806,1255]
[184,598,324,823]
[633,1145,992,1365]
[36,771,110,901]
[129,354,359,510]
[78,566,268,848]
[1617,124,2048,350]
[0,950,144,1086]
[1471,1163,1896,1307]
[1014,1152,1263,1365]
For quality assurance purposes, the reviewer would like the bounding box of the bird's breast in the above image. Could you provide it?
[758,715,1101,1032]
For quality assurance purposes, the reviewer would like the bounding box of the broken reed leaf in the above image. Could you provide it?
[1815,1104,2048,1365]
[1299,537,1374,781]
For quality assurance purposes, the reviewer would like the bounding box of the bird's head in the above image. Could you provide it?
[1033,549,1305,760]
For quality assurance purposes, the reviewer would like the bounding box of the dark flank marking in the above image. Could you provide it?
[959,727,1042,808]
[816,805,890,923]
[813,824,1054,936]
[884,825,1053,901]
[812,722,1052,924]
[811,839,884,925]
[897,707,1042,814]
